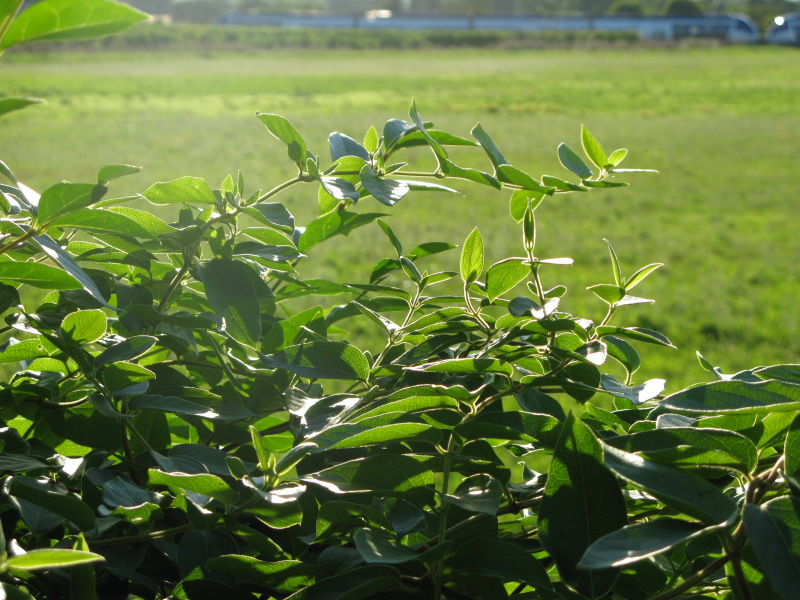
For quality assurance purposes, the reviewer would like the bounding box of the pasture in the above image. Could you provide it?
[1,45,798,388]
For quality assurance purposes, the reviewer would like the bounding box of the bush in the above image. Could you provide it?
[1,2,799,600]
[665,0,704,17]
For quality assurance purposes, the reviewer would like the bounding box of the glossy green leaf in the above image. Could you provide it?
[5,549,104,572]
[0,96,43,117]
[354,528,419,564]
[557,143,592,179]
[443,159,501,189]
[578,519,708,569]
[595,326,675,348]
[198,258,261,347]
[539,413,627,592]
[452,537,551,589]
[37,182,106,224]
[97,164,141,184]
[660,379,800,414]
[743,497,800,600]
[486,258,529,302]
[243,202,295,233]
[106,206,175,235]
[360,165,409,206]
[408,357,514,377]
[460,227,483,284]
[261,340,370,381]
[148,469,238,507]
[471,123,508,171]
[0,260,80,290]
[49,208,155,238]
[258,113,308,168]
[207,556,319,591]
[94,335,157,366]
[605,336,641,376]
[587,283,626,305]
[625,263,663,290]
[1,0,147,49]
[60,309,106,345]
[282,566,402,600]
[8,476,95,531]
[143,176,216,205]
[33,233,114,308]
[443,474,503,515]
[298,211,385,253]
[581,126,608,170]
[496,164,553,192]
[755,364,800,385]
[608,148,628,166]
[785,413,800,478]
[602,442,737,524]
[329,131,370,161]
[601,374,665,404]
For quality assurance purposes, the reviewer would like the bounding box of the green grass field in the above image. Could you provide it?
[1,45,798,389]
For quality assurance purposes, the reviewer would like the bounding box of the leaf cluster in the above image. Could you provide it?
[0,3,798,600]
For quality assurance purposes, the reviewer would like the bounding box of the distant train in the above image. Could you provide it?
[766,13,800,44]
[219,12,762,43]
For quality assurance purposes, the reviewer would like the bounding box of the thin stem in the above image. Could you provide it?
[256,175,305,203]
[89,523,192,548]
[0,227,36,256]
[645,552,733,600]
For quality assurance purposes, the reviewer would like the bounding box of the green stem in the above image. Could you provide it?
[256,175,306,203]
[89,523,192,548]
[0,227,36,257]
[433,435,459,599]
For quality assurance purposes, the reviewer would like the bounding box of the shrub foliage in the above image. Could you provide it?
[1,2,799,600]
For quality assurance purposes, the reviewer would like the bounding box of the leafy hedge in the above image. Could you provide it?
[1,2,799,600]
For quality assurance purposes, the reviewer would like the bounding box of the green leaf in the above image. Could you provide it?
[1,0,147,49]
[541,175,589,192]
[281,566,402,600]
[601,442,738,525]
[608,148,628,166]
[460,227,483,284]
[595,326,675,348]
[408,100,447,169]
[443,160,501,189]
[743,497,800,600]
[329,131,370,161]
[354,528,419,564]
[106,206,175,235]
[660,379,800,414]
[60,309,106,345]
[452,538,552,589]
[198,259,261,347]
[49,208,155,238]
[257,113,308,169]
[397,179,459,194]
[539,413,627,592]
[0,96,43,117]
[148,469,238,507]
[207,556,319,592]
[486,258,529,302]
[0,260,81,290]
[360,165,409,206]
[587,284,626,305]
[243,202,295,233]
[578,519,708,569]
[143,176,217,205]
[605,336,641,376]
[603,238,623,287]
[94,335,157,366]
[754,365,800,385]
[298,211,386,253]
[625,263,663,290]
[32,234,114,308]
[443,474,503,515]
[785,414,800,479]
[37,182,106,224]
[581,126,608,170]
[261,341,370,381]
[601,374,665,404]
[471,123,508,171]
[5,549,104,572]
[496,165,553,192]
[8,476,95,531]
[97,164,141,184]
[407,358,514,377]
[557,143,593,179]
[364,126,379,153]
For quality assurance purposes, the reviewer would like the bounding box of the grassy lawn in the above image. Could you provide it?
[1,45,798,389]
